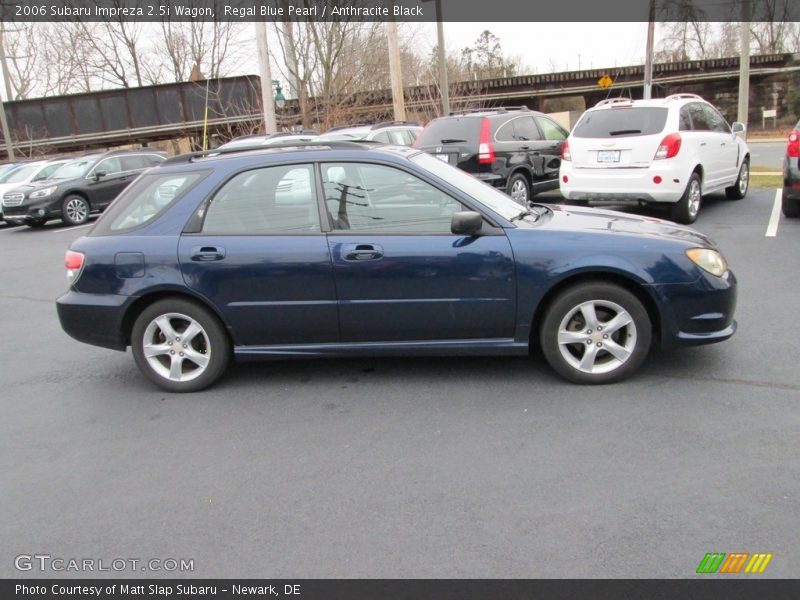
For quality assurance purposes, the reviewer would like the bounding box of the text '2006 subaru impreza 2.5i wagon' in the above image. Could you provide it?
[57,142,737,392]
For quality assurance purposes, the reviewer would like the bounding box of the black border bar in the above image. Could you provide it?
[1,0,798,23]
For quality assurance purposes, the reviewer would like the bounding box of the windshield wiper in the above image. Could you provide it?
[609,129,641,136]
[439,138,466,144]
[510,210,536,222]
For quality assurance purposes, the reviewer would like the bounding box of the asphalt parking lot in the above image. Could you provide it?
[1,188,798,579]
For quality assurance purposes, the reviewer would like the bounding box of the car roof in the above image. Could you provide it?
[589,94,713,111]
[159,141,420,172]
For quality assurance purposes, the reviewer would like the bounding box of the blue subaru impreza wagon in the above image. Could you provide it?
[57,142,736,392]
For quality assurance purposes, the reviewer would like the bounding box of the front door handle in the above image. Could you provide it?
[343,243,384,261]
[190,246,226,261]
[700,142,707,146]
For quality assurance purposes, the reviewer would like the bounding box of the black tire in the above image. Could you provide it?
[131,298,231,392]
[62,195,90,226]
[506,172,531,206]
[725,159,749,200]
[540,282,652,384]
[783,191,800,218]
[26,218,47,228]
[671,172,702,224]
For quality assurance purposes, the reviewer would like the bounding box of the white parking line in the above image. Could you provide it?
[48,223,94,234]
[765,188,782,237]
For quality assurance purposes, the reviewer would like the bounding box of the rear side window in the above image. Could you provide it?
[573,108,669,138]
[415,117,482,147]
[93,172,205,233]
[202,164,320,235]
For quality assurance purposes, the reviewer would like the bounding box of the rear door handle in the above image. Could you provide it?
[343,243,384,261]
[190,246,226,261]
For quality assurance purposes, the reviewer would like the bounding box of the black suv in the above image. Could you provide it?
[413,107,569,205]
[2,149,167,227]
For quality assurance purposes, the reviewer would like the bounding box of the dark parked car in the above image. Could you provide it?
[2,149,167,227]
[57,142,737,392]
[783,122,800,218]
[413,106,569,206]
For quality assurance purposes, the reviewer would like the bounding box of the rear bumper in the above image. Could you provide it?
[651,269,737,349]
[57,290,133,351]
[560,161,687,203]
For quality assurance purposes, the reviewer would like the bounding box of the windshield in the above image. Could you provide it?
[411,152,522,221]
[0,164,40,184]
[50,157,101,180]
[573,107,668,138]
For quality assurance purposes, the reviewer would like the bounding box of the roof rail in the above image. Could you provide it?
[326,124,368,132]
[665,93,703,101]
[594,97,634,108]
[371,120,420,129]
[448,105,530,116]
[161,140,380,165]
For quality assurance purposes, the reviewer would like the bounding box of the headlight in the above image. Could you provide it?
[29,186,58,199]
[686,248,727,277]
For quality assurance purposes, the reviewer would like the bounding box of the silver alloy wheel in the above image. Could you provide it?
[65,198,88,223]
[687,178,701,218]
[556,300,638,375]
[739,162,749,195]
[510,178,528,205]
[142,312,211,382]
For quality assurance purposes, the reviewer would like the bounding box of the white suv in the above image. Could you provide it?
[559,94,750,223]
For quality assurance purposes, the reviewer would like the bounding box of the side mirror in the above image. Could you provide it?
[732,122,746,139]
[93,171,106,181]
[451,211,483,236]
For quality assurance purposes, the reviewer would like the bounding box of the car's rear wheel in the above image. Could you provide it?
[725,159,749,200]
[783,190,800,218]
[671,173,702,224]
[62,195,90,226]
[540,282,652,384]
[131,298,231,392]
[506,172,530,206]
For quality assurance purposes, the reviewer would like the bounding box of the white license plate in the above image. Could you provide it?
[434,153,450,163]
[597,150,620,163]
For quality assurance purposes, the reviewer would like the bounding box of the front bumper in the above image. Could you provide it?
[560,161,687,203]
[3,197,61,222]
[57,290,133,351]
[651,268,738,349]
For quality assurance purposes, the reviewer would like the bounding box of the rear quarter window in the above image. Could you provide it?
[573,107,669,138]
[91,171,206,234]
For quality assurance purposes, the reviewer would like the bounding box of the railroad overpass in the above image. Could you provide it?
[2,53,798,158]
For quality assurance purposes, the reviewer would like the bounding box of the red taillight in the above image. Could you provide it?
[787,131,800,158]
[65,250,85,284]
[477,118,495,164]
[561,139,571,161]
[654,133,682,160]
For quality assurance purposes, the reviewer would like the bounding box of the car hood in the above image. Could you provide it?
[8,177,74,194]
[531,203,718,249]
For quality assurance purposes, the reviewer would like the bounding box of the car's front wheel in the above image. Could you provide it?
[131,298,231,392]
[62,195,90,226]
[506,172,530,206]
[671,173,702,224]
[540,282,652,384]
[725,159,749,200]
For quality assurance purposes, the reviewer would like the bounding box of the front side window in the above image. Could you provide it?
[93,157,123,177]
[322,162,465,233]
[687,103,712,131]
[703,105,731,134]
[202,164,320,234]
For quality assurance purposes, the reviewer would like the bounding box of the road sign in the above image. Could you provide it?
[598,75,613,89]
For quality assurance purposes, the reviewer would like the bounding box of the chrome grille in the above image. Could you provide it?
[2,192,24,207]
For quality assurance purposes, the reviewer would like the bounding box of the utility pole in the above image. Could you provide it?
[254,21,277,133]
[385,7,407,121]
[435,1,450,116]
[0,27,14,161]
[643,0,655,100]
[737,0,751,128]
